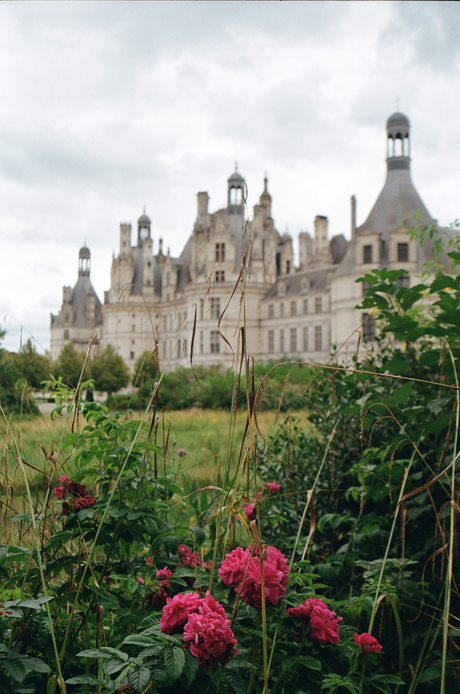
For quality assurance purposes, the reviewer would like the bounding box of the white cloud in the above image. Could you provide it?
[1,1,460,354]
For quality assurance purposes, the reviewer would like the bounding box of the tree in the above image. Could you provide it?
[52,343,88,388]
[12,339,51,389]
[0,331,37,413]
[132,350,159,387]
[90,345,130,394]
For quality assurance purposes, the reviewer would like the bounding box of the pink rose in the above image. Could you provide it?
[219,547,251,587]
[183,593,238,670]
[156,567,172,581]
[265,482,280,493]
[243,502,256,521]
[146,556,152,567]
[136,576,145,585]
[287,597,326,619]
[353,632,382,654]
[309,602,342,644]
[160,592,201,634]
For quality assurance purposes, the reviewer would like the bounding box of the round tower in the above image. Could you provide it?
[137,208,151,243]
[227,166,246,212]
[78,245,91,277]
[386,112,410,170]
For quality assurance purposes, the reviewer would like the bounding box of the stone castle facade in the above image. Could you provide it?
[50,112,449,368]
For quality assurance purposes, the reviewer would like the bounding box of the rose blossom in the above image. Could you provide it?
[309,602,342,644]
[160,592,201,634]
[218,547,251,587]
[146,556,152,567]
[71,495,97,512]
[156,567,172,581]
[353,633,383,654]
[240,557,287,608]
[265,482,280,493]
[287,597,326,619]
[136,576,145,585]
[243,502,256,521]
[183,593,238,670]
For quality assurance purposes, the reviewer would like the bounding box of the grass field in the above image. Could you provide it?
[0,406,309,518]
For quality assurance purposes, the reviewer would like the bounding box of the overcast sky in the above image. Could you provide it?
[1,1,460,354]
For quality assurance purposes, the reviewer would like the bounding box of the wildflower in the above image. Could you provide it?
[218,547,251,587]
[183,593,238,670]
[160,592,201,634]
[353,632,382,654]
[146,556,152,567]
[136,576,145,585]
[156,567,172,581]
[309,602,342,644]
[178,448,186,456]
[265,482,280,493]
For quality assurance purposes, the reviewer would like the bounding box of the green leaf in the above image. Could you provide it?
[164,646,185,682]
[104,658,128,675]
[128,665,151,692]
[296,655,322,670]
[122,635,155,647]
[3,658,29,682]
[65,675,107,685]
[12,514,32,523]
[77,647,128,661]
[223,667,246,694]
[183,649,199,685]
[20,657,51,673]
[368,678,391,694]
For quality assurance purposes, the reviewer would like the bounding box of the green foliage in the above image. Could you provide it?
[0,331,38,414]
[89,344,130,393]
[11,340,51,390]
[132,350,160,387]
[52,342,87,388]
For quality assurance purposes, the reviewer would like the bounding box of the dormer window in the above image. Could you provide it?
[215,270,225,283]
[363,245,373,264]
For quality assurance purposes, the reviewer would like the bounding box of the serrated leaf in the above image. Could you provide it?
[128,665,151,692]
[368,679,391,694]
[3,658,29,682]
[122,635,155,647]
[223,667,246,694]
[183,648,199,685]
[164,646,185,682]
[65,674,106,685]
[77,647,128,661]
[104,658,128,675]
[20,656,51,673]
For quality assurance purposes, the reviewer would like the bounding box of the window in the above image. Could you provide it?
[303,326,308,351]
[286,260,291,274]
[303,298,308,315]
[280,302,284,317]
[132,339,135,344]
[64,313,69,323]
[132,324,136,332]
[268,329,275,354]
[215,270,225,283]
[210,297,220,320]
[64,329,69,340]
[397,243,409,262]
[290,328,297,353]
[290,300,297,317]
[362,313,375,343]
[200,298,204,320]
[200,330,204,354]
[215,243,225,262]
[315,325,322,351]
[363,245,373,264]
[268,304,274,319]
[280,329,285,353]
[315,297,322,314]
[130,351,135,360]
[210,330,220,353]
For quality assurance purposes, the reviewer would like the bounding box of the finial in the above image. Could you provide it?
[264,173,268,192]
[235,161,238,172]
[143,205,146,214]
